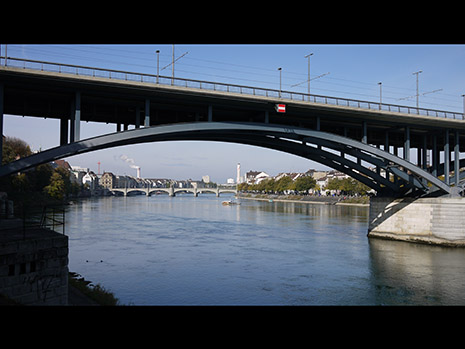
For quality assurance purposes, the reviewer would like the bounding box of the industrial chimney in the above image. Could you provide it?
[236,163,241,184]
[136,166,141,179]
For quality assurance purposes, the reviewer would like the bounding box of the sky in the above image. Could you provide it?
[2,44,465,183]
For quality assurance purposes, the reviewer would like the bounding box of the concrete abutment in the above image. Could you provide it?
[368,196,465,247]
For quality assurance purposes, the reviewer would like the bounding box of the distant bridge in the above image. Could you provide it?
[108,186,237,197]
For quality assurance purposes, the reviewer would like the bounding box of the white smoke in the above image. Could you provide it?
[119,154,140,170]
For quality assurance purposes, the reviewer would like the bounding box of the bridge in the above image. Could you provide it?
[1,57,465,245]
[1,57,464,198]
[108,186,237,197]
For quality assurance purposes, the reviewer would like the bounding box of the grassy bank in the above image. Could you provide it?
[68,272,120,306]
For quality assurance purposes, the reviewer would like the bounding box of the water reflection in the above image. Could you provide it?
[368,238,465,305]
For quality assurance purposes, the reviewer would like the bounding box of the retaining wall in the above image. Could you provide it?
[0,227,68,305]
[368,196,465,247]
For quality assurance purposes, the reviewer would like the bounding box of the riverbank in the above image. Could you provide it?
[68,272,120,306]
[236,193,369,206]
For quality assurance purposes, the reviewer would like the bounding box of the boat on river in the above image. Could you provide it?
[222,200,241,206]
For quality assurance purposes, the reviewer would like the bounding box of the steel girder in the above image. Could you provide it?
[0,121,452,196]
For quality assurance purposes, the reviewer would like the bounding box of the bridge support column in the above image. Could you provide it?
[144,99,150,127]
[432,135,438,177]
[404,126,410,162]
[455,131,460,187]
[368,196,465,246]
[60,116,68,146]
[0,83,3,165]
[362,121,367,144]
[444,130,450,185]
[422,135,427,170]
[73,91,81,142]
[136,106,140,128]
[208,105,213,122]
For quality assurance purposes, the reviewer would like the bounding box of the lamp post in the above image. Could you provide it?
[462,94,465,120]
[278,67,282,98]
[304,53,313,97]
[378,82,382,109]
[156,50,160,84]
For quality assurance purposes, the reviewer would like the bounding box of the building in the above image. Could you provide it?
[306,169,328,180]
[246,170,270,185]
[100,172,116,189]
[274,172,305,181]
[82,171,99,190]
[316,170,350,190]
[53,159,72,171]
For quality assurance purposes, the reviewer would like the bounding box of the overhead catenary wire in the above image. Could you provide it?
[6,44,464,112]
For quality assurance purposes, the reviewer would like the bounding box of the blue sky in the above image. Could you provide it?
[3,44,465,182]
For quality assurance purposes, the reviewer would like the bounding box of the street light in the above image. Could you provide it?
[156,50,160,84]
[378,82,382,109]
[413,70,422,109]
[304,53,313,97]
[278,67,282,98]
[462,94,465,119]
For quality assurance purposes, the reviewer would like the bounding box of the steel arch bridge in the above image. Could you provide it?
[0,121,455,197]
[1,57,464,198]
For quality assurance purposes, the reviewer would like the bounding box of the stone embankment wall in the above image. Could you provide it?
[0,228,69,305]
[368,196,465,247]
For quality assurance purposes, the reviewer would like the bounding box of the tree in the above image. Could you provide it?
[294,176,316,193]
[238,182,249,191]
[275,176,293,193]
[44,172,66,200]
[2,136,32,165]
[325,177,370,195]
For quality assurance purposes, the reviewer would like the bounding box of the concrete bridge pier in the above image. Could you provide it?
[368,196,465,247]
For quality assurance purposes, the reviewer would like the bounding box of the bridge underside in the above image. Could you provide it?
[0,121,456,197]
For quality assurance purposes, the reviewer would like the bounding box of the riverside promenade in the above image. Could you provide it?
[236,193,369,206]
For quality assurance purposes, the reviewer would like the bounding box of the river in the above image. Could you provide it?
[65,194,465,305]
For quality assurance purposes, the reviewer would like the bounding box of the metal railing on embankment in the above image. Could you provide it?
[0,204,65,238]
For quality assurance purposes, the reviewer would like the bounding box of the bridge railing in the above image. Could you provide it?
[2,56,463,120]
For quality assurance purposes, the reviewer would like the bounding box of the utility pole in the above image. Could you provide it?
[172,44,175,85]
[304,53,313,96]
[413,70,422,109]
[161,45,188,86]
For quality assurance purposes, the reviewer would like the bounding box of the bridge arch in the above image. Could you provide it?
[0,121,452,197]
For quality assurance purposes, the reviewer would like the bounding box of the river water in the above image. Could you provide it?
[65,194,465,305]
